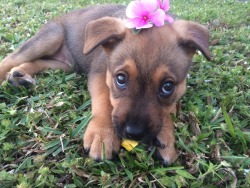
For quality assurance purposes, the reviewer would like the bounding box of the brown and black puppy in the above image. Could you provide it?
[0,4,211,165]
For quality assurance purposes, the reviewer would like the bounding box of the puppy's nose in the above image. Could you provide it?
[125,125,145,141]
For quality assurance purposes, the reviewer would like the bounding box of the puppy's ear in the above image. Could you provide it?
[173,20,212,60]
[83,17,126,55]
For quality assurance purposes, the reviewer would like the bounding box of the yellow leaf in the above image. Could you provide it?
[121,139,138,151]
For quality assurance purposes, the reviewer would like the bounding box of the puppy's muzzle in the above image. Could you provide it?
[125,120,146,141]
[117,115,152,141]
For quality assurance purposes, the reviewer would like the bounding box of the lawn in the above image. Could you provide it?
[0,0,249,187]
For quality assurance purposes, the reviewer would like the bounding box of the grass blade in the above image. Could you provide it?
[221,104,236,139]
[52,139,70,156]
[44,139,60,150]
[15,157,32,173]
[125,169,134,181]
[37,126,63,135]
[77,99,91,111]
[72,113,92,137]
[176,169,196,180]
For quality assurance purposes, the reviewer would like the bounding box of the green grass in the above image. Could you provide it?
[0,0,249,187]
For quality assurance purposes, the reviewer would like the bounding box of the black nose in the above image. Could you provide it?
[125,125,145,141]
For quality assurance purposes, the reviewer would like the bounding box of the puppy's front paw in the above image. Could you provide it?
[83,117,121,161]
[7,69,36,88]
[154,136,177,166]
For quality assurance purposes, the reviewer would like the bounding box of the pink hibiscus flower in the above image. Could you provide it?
[125,0,165,29]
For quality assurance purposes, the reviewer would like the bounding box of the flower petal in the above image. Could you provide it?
[157,0,170,11]
[165,14,174,23]
[149,9,165,27]
[140,0,158,14]
[126,1,141,18]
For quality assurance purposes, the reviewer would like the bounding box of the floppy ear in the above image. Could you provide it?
[83,17,126,55]
[173,20,212,60]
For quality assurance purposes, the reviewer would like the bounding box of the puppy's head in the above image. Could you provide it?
[84,17,211,141]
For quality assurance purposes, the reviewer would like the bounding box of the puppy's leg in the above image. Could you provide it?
[0,22,64,84]
[83,73,121,160]
[155,106,177,165]
[7,59,71,87]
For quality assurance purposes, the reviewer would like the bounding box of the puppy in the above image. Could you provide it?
[0,4,211,164]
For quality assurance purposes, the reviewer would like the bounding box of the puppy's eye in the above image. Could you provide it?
[115,72,128,90]
[159,81,175,97]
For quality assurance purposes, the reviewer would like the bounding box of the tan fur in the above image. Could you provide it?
[0,4,211,164]
[157,104,178,164]
[7,60,71,85]
[84,73,121,160]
